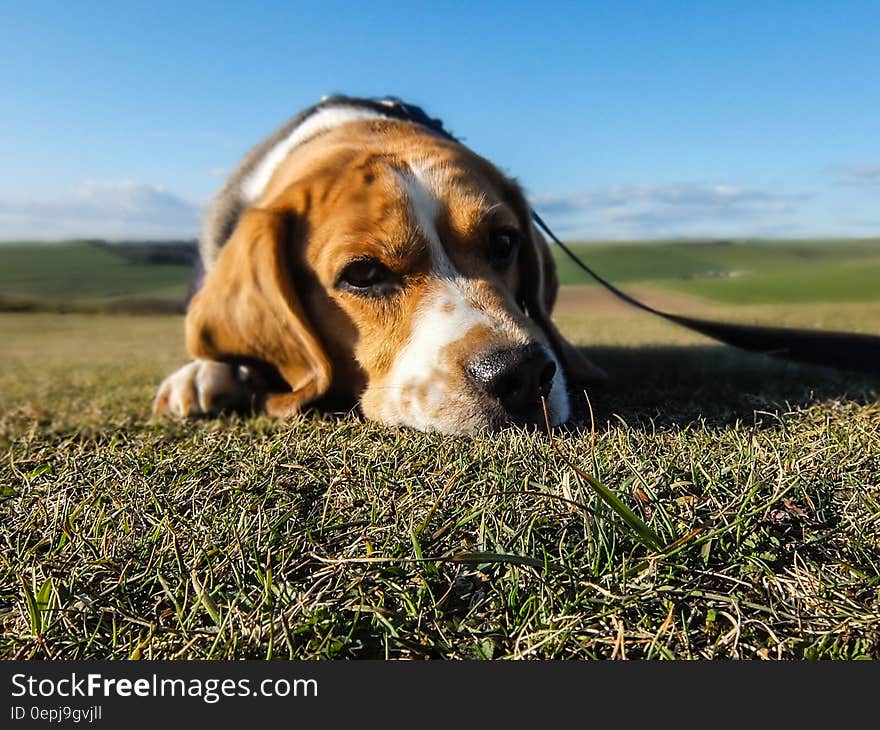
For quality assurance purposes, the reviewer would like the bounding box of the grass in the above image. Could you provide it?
[553,238,880,304]
[0,242,190,306]
[2,293,879,659]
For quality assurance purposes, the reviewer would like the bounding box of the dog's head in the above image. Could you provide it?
[186,120,602,433]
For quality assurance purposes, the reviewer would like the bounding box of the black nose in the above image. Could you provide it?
[468,343,557,420]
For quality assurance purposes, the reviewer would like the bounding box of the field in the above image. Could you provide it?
[1,239,879,659]
[0,242,192,310]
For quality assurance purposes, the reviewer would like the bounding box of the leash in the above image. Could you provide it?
[532,211,880,374]
[354,95,880,375]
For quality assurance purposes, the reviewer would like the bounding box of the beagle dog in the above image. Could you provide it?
[154,96,602,434]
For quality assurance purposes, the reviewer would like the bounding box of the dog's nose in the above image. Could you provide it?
[468,343,557,419]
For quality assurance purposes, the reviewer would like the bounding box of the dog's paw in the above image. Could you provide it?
[153,360,250,417]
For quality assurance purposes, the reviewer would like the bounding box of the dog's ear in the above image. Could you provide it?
[518,217,607,384]
[185,208,331,416]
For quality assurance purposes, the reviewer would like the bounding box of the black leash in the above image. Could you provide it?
[531,211,880,374]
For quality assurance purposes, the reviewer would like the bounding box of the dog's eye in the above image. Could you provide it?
[336,258,399,296]
[488,229,521,270]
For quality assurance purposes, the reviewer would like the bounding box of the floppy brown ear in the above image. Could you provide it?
[185,208,331,416]
[519,220,607,384]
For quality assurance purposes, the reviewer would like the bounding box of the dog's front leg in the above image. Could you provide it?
[153,360,259,417]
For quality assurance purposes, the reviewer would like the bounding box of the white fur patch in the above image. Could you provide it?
[383,165,479,428]
[393,164,451,275]
[545,353,570,425]
[241,106,389,202]
[381,285,492,430]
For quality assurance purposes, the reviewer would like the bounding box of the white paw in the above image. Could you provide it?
[153,360,249,417]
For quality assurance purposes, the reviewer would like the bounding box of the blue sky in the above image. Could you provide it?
[2,1,878,240]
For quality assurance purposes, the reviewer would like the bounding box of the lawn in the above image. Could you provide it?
[2,287,879,659]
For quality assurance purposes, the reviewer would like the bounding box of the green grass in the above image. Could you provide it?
[552,238,880,304]
[0,242,190,304]
[2,304,879,660]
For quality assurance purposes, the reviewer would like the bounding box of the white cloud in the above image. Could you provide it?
[0,181,202,240]
[529,183,809,239]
